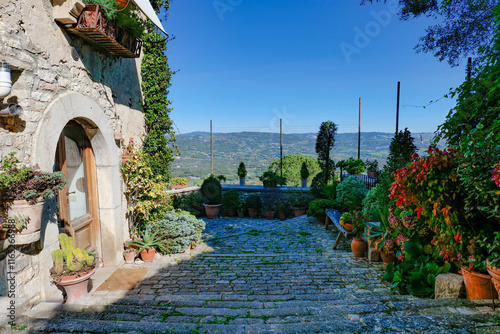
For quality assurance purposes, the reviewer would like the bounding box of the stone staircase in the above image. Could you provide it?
[5,217,500,333]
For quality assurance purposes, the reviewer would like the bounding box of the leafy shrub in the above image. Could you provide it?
[170,177,189,186]
[259,170,286,187]
[172,192,203,217]
[200,175,222,205]
[310,174,338,199]
[246,194,261,209]
[344,158,365,175]
[223,190,240,210]
[384,128,417,175]
[361,179,392,222]
[336,176,368,211]
[149,213,206,254]
[306,199,341,217]
[365,159,379,172]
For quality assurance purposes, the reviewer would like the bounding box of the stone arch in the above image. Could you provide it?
[32,92,123,286]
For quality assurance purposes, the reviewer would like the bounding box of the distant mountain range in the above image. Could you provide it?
[171,131,443,185]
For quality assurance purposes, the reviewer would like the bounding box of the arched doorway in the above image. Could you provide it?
[55,120,100,254]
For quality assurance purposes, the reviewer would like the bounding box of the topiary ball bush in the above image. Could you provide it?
[200,175,222,205]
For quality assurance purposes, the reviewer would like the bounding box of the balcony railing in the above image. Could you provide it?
[67,4,142,58]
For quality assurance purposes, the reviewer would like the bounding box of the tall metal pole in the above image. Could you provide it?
[467,57,472,79]
[210,120,213,175]
[280,118,283,177]
[358,98,361,160]
[396,81,400,136]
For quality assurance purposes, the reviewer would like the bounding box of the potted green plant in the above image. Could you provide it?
[485,231,500,296]
[276,197,289,220]
[50,233,96,304]
[367,207,396,264]
[170,177,189,190]
[365,159,379,178]
[245,194,261,218]
[223,190,240,217]
[126,229,166,263]
[260,188,280,220]
[339,211,355,232]
[349,211,367,257]
[300,162,310,187]
[259,170,286,188]
[290,193,311,217]
[0,152,67,238]
[199,175,223,219]
[237,162,247,186]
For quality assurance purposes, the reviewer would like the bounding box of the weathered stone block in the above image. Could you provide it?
[435,273,465,299]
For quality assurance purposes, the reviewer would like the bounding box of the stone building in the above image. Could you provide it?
[0,0,165,305]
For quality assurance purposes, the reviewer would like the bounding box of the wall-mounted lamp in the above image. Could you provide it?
[0,103,23,117]
[0,62,12,98]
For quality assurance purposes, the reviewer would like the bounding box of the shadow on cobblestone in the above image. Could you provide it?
[12,216,500,333]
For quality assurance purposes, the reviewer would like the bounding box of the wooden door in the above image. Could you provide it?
[55,121,99,252]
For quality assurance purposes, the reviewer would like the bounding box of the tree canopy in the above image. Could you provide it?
[315,121,338,184]
[362,0,498,67]
[268,155,321,187]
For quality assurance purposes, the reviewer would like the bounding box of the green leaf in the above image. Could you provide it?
[404,240,423,258]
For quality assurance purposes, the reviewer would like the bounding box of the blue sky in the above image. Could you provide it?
[162,0,468,135]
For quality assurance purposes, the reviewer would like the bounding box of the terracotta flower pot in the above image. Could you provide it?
[140,248,156,263]
[225,209,236,217]
[265,210,275,220]
[171,184,188,190]
[486,265,500,297]
[123,250,137,264]
[58,268,96,304]
[7,200,44,235]
[367,171,379,178]
[292,207,306,217]
[248,208,259,218]
[379,248,396,265]
[0,230,7,239]
[204,204,221,219]
[351,238,367,257]
[462,268,498,300]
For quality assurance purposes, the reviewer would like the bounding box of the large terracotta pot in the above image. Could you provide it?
[204,204,221,219]
[462,268,498,300]
[367,171,379,178]
[265,210,275,220]
[379,248,396,265]
[7,200,44,235]
[292,207,306,217]
[140,248,156,263]
[351,238,367,257]
[486,265,500,296]
[171,184,188,190]
[58,268,96,304]
[248,208,259,218]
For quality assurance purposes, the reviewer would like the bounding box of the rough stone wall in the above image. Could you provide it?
[0,0,145,304]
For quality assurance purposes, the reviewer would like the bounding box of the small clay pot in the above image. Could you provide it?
[140,248,156,263]
[351,238,367,257]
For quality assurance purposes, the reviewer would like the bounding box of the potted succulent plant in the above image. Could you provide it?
[199,175,223,219]
[223,190,240,217]
[237,162,247,186]
[50,233,96,304]
[126,230,165,263]
[300,162,310,188]
[245,194,261,218]
[367,207,396,264]
[0,152,67,238]
[365,159,379,178]
[123,248,137,264]
[339,211,355,232]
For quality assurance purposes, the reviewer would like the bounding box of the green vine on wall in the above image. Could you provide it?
[140,0,177,180]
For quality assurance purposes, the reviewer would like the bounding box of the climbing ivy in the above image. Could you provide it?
[140,0,177,180]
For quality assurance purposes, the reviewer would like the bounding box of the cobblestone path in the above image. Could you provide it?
[12,216,500,333]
